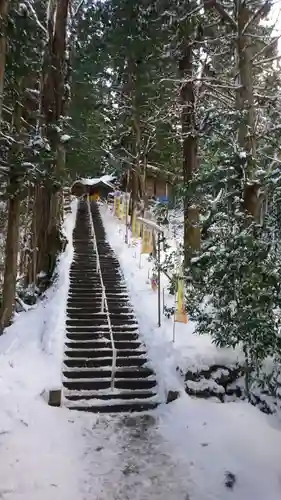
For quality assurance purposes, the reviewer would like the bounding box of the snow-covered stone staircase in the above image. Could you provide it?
[62,199,159,413]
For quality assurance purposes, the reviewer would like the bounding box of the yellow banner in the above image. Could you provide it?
[141,227,153,254]
[136,219,141,238]
[131,210,137,237]
[175,311,188,323]
[90,194,99,201]
[151,273,158,291]
[115,197,120,218]
[175,278,188,323]
[124,195,130,221]
[119,201,124,220]
[131,211,142,239]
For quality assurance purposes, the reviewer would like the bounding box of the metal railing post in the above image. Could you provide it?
[87,197,116,391]
[101,285,105,313]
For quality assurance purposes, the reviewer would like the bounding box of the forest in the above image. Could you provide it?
[1,0,281,408]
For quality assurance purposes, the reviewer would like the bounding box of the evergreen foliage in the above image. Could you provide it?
[2,0,281,404]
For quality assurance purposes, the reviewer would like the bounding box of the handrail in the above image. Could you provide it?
[87,195,117,390]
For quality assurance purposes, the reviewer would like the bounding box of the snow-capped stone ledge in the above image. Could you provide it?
[181,362,281,416]
[181,363,244,402]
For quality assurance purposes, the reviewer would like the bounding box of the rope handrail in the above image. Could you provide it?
[87,195,116,391]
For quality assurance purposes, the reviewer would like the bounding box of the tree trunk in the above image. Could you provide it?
[236,4,259,220]
[19,185,31,278]
[0,187,20,331]
[128,58,141,217]
[0,0,9,123]
[179,38,198,267]
[204,1,258,218]
[31,0,70,284]
[236,3,255,157]
[0,91,23,330]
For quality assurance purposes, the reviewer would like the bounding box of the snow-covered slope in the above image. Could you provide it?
[100,203,281,500]
[1,199,281,500]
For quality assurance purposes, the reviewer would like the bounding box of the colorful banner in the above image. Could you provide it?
[131,210,137,237]
[115,195,121,218]
[131,210,141,239]
[141,227,153,254]
[151,273,158,291]
[90,193,100,202]
[119,200,124,220]
[123,193,130,222]
[175,277,188,323]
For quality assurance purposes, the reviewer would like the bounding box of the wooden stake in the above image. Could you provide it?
[157,231,161,327]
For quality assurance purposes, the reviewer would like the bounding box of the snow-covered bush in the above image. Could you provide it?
[186,208,281,394]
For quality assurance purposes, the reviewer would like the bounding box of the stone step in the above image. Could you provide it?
[63,377,157,391]
[72,255,118,260]
[70,270,119,277]
[70,264,119,271]
[63,366,154,379]
[66,312,136,320]
[67,291,103,297]
[69,283,125,291]
[69,271,100,276]
[71,256,96,259]
[66,401,158,413]
[62,199,158,413]
[72,237,92,242]
[70,278,118,285]
[70,269,120,275]
[68,292,129,299]
[66,311,108,320]
[66,317,137,327]
[69,282,124,289]
[65,348,146,358]
[66,310,136,320]
[65,339,142,350]
[73,249,115,255]
[67,304,133,313]
[106,306,134,314]
[63,356,147,369]
[96,249,115,255]
[67,305,103,311]
[67,299,130,308]
[65,324,139,333]
[66,319,108,328]
[69,276,122,284]
[73,247,114,253]
[69,285,127,292]
[69,276,101,281]
[68,289,126,295]
[70,264,98,268]
[72,249,95,253]
[66,332,138,342]
[68,283,102,289]
[65,326,139,334]
[67,308,108,315]
[69,277,120,283]
[64,389,156,401]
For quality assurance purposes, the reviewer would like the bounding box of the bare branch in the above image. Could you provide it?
[25,1,47,35]
[203,0,236,29]
[242,0,271,35]
[71,0,85,19]
[251,35,281,62]
[253,54,281,66]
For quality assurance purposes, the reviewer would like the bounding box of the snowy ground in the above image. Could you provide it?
[1,199,281,500]
[100,204,281,500]
[101,205,242,390]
